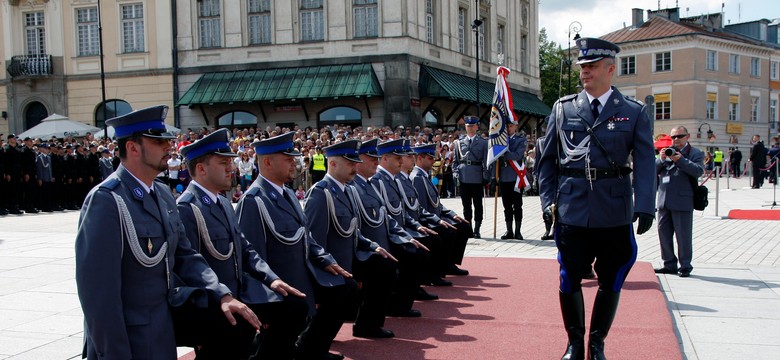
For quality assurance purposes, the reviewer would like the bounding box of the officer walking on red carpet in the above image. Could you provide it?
[538,38,655,360]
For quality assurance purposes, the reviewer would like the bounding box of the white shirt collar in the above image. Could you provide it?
[126,169,153,194]
[191,180,218,204]
[325,173,345,191]
[413,165,428,177]
[356,174,368,183]
[377,165,394,178]
[259,174,285,196]
[397,171,409,180]
[586,88,614,111]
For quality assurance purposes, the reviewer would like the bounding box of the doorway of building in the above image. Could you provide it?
[24,101,48,131]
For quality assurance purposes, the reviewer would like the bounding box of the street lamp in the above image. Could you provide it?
[472,4,483,120]
[567,21,582,95]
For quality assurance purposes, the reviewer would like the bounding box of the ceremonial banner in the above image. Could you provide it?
[486,66,516,165]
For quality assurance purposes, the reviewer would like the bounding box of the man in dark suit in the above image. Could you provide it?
[236,132,354,360]
[730,147,742,178]
[304,140,397,339]
[177,128,307,359]
[350,139,433,318]
[453,115,489,238]
[75,105,260,360]
[21,137,39,213]
[490,121,528,239]
[3,134,23,214]
[410,143,472,275]
[654,126,704,278]
[538,37,656,360]
[751,134,767,188]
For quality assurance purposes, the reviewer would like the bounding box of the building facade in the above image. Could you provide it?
[1,0,549,136]
[605,8,780,151]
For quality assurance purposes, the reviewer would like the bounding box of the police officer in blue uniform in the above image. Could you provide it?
[177,128,307,359]
[236,132,354,360]
[35,143,54,212]
[304,139,397,339]
[75,105,260,360]
[410,143,472,275]
[538,38,655,360]
[350,139,434,317]
[453,115,489,238]
[491,121,528,239]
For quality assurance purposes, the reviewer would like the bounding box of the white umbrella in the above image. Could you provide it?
[18,114,101,140]
[94,123,182,139]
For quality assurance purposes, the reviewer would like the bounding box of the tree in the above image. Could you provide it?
[538,28,579,108]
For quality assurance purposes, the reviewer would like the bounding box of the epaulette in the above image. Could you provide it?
[177,191,195,204]
[98,176,121,190]
[244,186,261,197]
[314,181,328,190]
[625,96,644,106]
[559,94,578,102]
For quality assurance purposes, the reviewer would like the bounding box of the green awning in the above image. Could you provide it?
[419,65,551,117]
[178,64,383,106]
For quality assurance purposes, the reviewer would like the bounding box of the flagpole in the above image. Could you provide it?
[493,160,499,239]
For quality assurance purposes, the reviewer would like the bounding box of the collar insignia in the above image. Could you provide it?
[133,188,144,198]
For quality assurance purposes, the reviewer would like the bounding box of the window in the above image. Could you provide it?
[729,54,740,74]
[199,0,221,48]
[496,25,504,57]
[25,12,46,55]
[96,100,132,131]
[772,61,779,80]
[729,95,739,121]
[300,0,324,41]
[620,56,635,76]
[477,17,486,60]
[770,99,778,127]
[319,106,362,128]
[425,0,434,44]
[654,93,671,120]
[76,7,99,56]
[706,50,717,71]
[353,0,378,38]
[751,96,759,122]
[121,3,145,53]
[706,93,717,120]
[655,52,671,72]
[458,8,466,53]
[248,0,272,45]
[424,108,440,125]
[751,57,761,78]
[520,34,528,73]
[218,111,257,128]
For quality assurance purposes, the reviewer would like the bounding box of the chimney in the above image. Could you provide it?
[632,8,644,27]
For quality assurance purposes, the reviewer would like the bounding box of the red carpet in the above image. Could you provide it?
[179,258,681,360]
[728,209,780,220]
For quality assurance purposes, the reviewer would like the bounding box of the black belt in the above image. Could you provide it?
[560,167,631,180]
[465,160,482,166]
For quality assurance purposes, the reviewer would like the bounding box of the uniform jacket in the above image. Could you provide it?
[75,165,231,360]
[21,145,36,178]
[453,135,489,184]
[99,157,115,181]
[35,153,52,182]
[538,87,656,227]
[655,144,705,212]
[3,145,21,177]
[370,168,423,237]
[396,172,441,228]
[235,177,341,313]
[490,132,528,182]
[304,176,378,271]
[349,175,414,250]
[410,166,458,223]
[177,184,281,305]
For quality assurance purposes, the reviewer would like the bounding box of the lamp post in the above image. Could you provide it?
[567,21,582,95]
[472,2,483,119]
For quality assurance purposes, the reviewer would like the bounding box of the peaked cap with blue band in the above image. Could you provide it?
[323,139,362,163]
[376,138,409,156]
[576,37,620,65]
[252,132,301,156]
[180,128,237,161]
[105,105,176,140]
[402,139,414,155]
[359,138,382,158]
[412,143,437,155]
[464,116,480,125]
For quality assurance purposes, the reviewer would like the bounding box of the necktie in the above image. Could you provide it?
[282,189,297,209]
[149,189,160,207]
[591,99,601,120]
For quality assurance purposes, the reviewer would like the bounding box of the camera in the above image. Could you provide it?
[663,147,677,157]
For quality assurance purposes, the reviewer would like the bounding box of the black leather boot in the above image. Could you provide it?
[500,221,514,239]
[473,221,481,239]
[559,291,585,360]
[588,289,621,360]
[514,215,523,240]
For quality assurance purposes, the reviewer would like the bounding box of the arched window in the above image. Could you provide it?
[318,106,362,128]
[218,111,257,128]
[24,101,48,130]
[423,108,440,125]
[95,100,133,130]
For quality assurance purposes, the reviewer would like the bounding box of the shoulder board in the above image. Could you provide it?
[98,177,121,190]
[559,94,578,102]
[244,186,261,197]
[177,191,195,204]
[625,96,644,106]
[314,181,328,190]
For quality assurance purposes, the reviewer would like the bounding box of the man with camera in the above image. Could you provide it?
[654,126,704,278]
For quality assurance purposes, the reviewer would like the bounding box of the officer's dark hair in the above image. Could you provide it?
[187,153,213,176]
[117,133,144,159]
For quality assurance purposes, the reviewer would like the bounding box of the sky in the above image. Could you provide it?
[539,0,780,47]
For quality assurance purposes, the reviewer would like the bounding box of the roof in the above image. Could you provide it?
[177,63,383,106]
[600,16,767,47]
[419,66,551,118]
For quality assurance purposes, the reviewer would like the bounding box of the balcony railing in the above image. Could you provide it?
[7,54,52,77]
